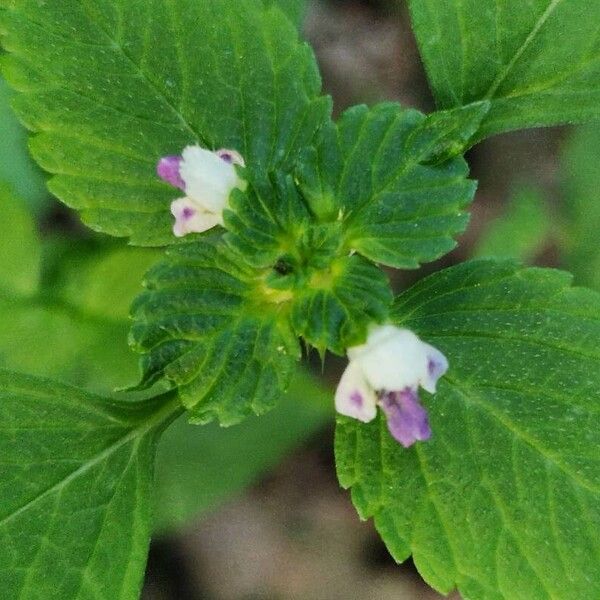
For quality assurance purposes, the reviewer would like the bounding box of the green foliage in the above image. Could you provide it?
[224,173,394,354]
[52,245,162,321]
[0,370,181,599]
[267,0,307,27]
[561,123,600,290]
[297,103,476,268]
[0,0,330,245]
[154,369,332,531]
[409,0,600,141]
[475,186,552,262]
[0,77,48,214]
[336,260,600,599]
[130,236,300,425]
[290,254,392,354]
[0,184,40,296]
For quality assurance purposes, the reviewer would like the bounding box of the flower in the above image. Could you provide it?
[335,325,448,447]
[157,146,246,237]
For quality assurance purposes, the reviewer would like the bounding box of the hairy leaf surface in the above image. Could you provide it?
[297,103,476,269]
[409,0,600,140]
[130,236,300,425]
[0,371,180,599]
[336,260,600,599]
[0,0,329,244]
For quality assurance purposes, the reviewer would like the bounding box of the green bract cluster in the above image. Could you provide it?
[1,0,599,599]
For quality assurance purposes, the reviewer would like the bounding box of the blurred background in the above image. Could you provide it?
[1,0,598,598]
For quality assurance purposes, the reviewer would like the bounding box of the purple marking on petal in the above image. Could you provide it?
[428,357,444,379]
[350,391,364,409]
[379,388,431,448]
[182,207,195,220]
[157,155,185,190]
[216,148,245,167]
[218,151,234,164]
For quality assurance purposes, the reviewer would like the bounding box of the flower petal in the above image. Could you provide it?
[349,326,429,392]
[179,145,243,213]
[335,361,378,423]
[157,155,185,189]
[216,148,246,167]
[421,343,449,394]
[379,388,431,448]
[170,198,222,237]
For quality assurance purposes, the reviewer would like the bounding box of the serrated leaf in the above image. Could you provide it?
[0,184,40,296]
[475,186,552,262]
[297,103,476,269]
[0,0,330,245]
[291,254,392,354]
[224,173,393,353]
[409,0,600,141]
[0,370,181,599]
[561,123,600,290]
[130,236,300,425]
[153,368,333,532]
[0,77,48,214]
[336,260,600,599]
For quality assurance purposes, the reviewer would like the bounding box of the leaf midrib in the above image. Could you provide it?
[0,394,182,528]
[76,0,210,147]
[484,0,564,100]
[446,376,599,495]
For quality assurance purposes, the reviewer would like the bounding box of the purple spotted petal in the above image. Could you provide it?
[157,155,185,190]
[379,389,431,448]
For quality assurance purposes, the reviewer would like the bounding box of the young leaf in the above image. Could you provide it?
[561,123,600,290]
[409,0,600,141]
[226,174,393,354]
[297,103,476,268]
[0,370,181,599]
[290,254,392,354]
[0,0,330,245]
[154,369,333,532]
[336,260,600,599]
[475,186,552,262]
[0,184,40,296]
[129,236,300,425]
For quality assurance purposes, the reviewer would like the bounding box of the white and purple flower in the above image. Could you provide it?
[335,325,448,448]
[157,146,246,237]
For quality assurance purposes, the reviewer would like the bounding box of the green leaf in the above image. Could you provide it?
[0,216,155,393]
[409,0,600,141]
[52,244,162,321]
[266,0,307,27]
[225,173,394,353]
[0,297,139,393]
[0,0,330,245]
[130,236,300,425]
[561,123,600,290]
[336,260,600,599]
[0,370,181,599]
[154,368,333,532]
[291,254,392,354]
[0,77,48,214]
[475,186,552,262]
[297,103,476,269]
[408,101,490,163]
[0,183,40,296]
